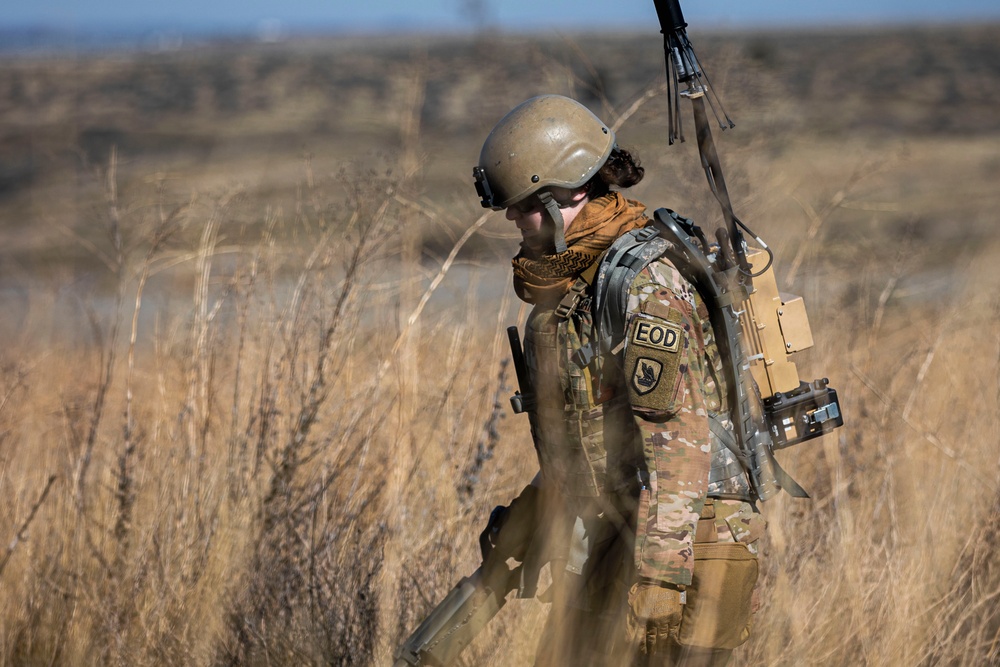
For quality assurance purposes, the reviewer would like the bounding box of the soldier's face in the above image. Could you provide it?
[505,186,589,251]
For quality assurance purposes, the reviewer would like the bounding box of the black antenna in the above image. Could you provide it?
[653,0,733,145]
[653,0,750,280]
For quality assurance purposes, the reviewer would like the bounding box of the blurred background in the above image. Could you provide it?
[7,0,1000,43]
[1,1,999,665]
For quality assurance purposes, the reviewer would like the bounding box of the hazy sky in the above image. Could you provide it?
[6,0,1000,33]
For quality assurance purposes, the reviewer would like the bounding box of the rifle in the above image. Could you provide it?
[506,325,535,415]
[395,318,547,666]
[394,483,541,666]
[393,564,516,667]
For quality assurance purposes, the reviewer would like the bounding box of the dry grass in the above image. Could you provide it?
[1,24,999,667]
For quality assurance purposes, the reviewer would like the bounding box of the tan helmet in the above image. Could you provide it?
[474,95,615,211]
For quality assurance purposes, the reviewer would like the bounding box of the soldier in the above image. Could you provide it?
[474,95,765,666]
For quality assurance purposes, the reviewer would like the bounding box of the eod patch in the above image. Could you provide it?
[624,311,685,412]
[632,319,681,353]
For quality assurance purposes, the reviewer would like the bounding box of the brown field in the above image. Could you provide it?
[0,24,999,666]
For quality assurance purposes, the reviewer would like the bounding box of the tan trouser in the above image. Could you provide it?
[533,498,758,667]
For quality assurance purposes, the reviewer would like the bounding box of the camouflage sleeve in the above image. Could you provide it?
[623,258,711,587]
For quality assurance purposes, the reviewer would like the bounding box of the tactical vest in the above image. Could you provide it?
[522,272,639,499]
[522,244,752,501]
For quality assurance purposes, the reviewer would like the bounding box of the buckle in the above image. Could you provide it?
[635,226,660,242]
[554,280,589,320]
[554,296,579,320]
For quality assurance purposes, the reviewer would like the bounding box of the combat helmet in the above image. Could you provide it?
[474,95,615,252]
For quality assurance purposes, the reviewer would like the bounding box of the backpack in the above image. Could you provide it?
[578,207,815,501]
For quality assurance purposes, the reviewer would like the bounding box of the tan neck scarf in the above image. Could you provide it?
[512,192,647,305]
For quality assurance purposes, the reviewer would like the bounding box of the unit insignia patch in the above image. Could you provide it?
[632,357,663,395]
[624,312,685,413]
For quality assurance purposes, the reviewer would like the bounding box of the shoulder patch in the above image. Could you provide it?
[624,312,686,413]
[632,357,663,395]
[631,319,681,353]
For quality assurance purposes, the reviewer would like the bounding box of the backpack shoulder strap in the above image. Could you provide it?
[591,209,695,359]
[570,209,695,369]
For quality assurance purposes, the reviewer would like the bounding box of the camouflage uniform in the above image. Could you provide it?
[624,259,763,584]
[523,245,764,666]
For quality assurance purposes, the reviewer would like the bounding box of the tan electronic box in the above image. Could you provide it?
[743,249,815,397]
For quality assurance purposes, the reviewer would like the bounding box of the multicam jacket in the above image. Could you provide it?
[522,245,760,587]
[623,258,719,585]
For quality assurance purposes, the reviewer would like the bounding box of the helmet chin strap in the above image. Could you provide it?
[537,191,568,253]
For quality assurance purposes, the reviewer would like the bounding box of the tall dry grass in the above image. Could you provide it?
[2,144,997,667]
[0,148,527,665]
[2,28,999,667]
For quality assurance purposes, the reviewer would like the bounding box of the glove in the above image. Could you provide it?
[627,579,685,655]
[478,484,538,563]
[479,504,510,561]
